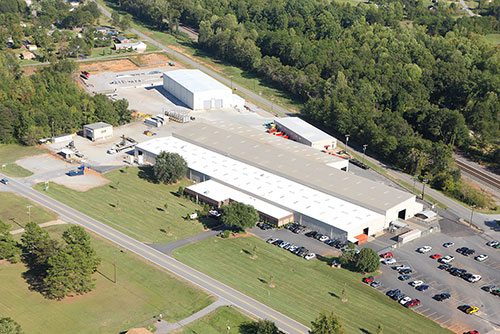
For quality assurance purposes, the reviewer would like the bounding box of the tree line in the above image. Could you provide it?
[112,0,500,207]
[0,221,100,300]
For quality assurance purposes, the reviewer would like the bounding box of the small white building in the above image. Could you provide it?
[163,69,244,110]
[83,122,113,141]
[114,41,147,52]
[274,117,337,150]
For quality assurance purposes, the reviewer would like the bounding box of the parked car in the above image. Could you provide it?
[456,247,469,254]
[464,331,479,334]
[438,263,452,270]
[399,296,412,305]
[386,289,400,298]
[382,258,396,265]
[405,299,421,308]
[399,268,413,275]
[297,248,309,257]
[363,276,375,283]
[381,252,393,258]
[431,253,441,259]
[481,285,496,292]
[395,293,407,301]
[458,305,471,312]
[370,281,381,288]
[319,235,329,242]
[433,293,451,301]
[443,242,455,248]
[475,254,488,262]
[465,306,479,314]
[266,238,278,244]
[305,231,317,238]
[464,249,475,256]
[314,233,324,240]
[492,288,500,296]
[439,255,454,264]
[416,284,429,291]
[418,246,432,253]
[486,240,499,247]
[411,280,424,287]
[0,178,8,185]
[304,253,316,260]
[398,275,412,281]
[468,274,481,283]
[396,264,410,271]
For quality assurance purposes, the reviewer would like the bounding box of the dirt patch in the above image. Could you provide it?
[168,45,221,73]
[79,53,181,74]
[22,66,44,76]
[50,173,109,191]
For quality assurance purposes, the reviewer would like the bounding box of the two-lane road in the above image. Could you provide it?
[1,174,309,334]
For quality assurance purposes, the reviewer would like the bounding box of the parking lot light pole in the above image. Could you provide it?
[26,205,32,224]
[345,135,350,155]
[362,144,367,161]
[469,204,476,227]
[421,179,428,200]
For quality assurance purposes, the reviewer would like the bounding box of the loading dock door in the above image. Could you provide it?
[203,100,212,109]
[398,209,406,220]
[214,99,223,108]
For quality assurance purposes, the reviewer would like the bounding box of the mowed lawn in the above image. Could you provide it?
[0,144,47,177]
[0,192,58,230]
[34,167,208,243]
[175,306,253,334]
[174,236,452,334]
[2,225,214,334]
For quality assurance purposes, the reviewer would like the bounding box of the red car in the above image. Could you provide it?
[381,252,393,258]
[464,331,479,334]
[405,299,421,308]
[431,254,442,259]
[363,276,374,283]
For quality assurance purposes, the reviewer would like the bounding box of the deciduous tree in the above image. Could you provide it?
[221,202,259,232]
[309,312,346,334]
[152,152,188,184]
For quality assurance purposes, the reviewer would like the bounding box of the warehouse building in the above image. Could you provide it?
[185,180,294,226]
[163,69,244,110]
[274,117,337,150]
[83,122,113,141]
[135,136,385,241]
[172,123,423,225]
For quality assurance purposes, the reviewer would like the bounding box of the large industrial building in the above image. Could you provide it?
[274,117,337,150]
[163,69,244,110]
[134,122,423,243]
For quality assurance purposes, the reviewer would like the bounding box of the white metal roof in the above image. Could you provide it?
[187,180,292,219]
[136,137,384,234]
[275,117,336,143]
[164,70,231,94]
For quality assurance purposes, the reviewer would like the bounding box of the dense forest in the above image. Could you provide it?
[0,0,132,145]
[115,0,500,206]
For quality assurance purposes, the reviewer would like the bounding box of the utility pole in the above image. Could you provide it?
[413,175,418,194]
[421,179,428,200]
[226,321,230,334]
[469,205,476,227]
[345,135,350,155]
[26,205,32,224]
[362,144,368,161]
[113,258,117,283]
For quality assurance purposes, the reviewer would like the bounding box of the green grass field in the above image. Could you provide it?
[175,306,254,334]
[0,192,58,230]
[485,33,500,46]
[1,225,214,334]
[173,236,452,334]
[0,144,47,177]
[34,167,210,243]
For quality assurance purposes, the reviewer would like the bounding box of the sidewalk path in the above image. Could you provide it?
[149,228,224,256]
[10,219,67,235]
[155,298,231,333]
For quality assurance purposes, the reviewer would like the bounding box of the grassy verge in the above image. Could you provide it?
[0,192,58,230]
[0,144,47,177]
[175,306,253,334]
[2,225,214,334]
[484,33,500,46]
[34,167,210,243]
[96,0,303,114]
[173,236,451,334]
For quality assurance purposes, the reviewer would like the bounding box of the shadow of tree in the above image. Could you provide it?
[328,291,339,299]
[359,328,372,334]
[137,166,156,183]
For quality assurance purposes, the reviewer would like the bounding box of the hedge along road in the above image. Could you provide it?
[0,173,309,334]
[91,1,290,117]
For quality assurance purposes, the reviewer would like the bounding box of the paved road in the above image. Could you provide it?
[150,228,223,256]
[92,1,290,117]
[459,0,476,16]
[0,174,309,334]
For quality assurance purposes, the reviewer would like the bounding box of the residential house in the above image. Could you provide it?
[20,50,36,60]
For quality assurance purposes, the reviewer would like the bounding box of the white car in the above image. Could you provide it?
[418,246,432,253]
[396,264,410,270]
[382,258,397,265]
[439,255,455,264]
[411,280,424,287]
[319,235,329,242]
[266,238,278,244]
[304,253,316,260]
[399,296,412,305]
[468,274,482,283]
[475,254,488,262]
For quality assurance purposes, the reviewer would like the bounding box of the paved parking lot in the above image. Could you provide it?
[250,226,342,257]
[363,230,500,333]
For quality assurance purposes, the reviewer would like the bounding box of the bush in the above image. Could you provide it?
[222,230,230,238]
